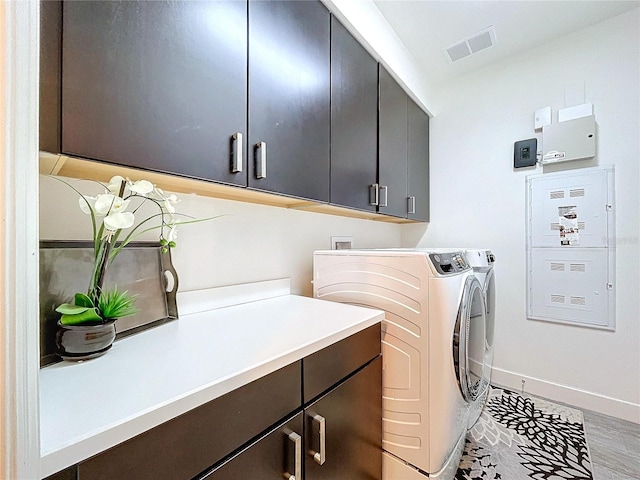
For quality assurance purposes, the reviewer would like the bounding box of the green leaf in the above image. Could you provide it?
[74,293,94,308]
[98,287,138,319]
[59,308,102,325]
[55,303,92,315]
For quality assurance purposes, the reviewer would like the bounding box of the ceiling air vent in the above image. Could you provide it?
[445,26,496,63]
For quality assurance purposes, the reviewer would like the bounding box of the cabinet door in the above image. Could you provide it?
[329,16,378,212]
[407,99,430,222]
[40,0,62,154]
[378,66,408,218]
[62,1,247,185]
[305,356,382,480]
[199,413,303,480]
[248,0,330,202]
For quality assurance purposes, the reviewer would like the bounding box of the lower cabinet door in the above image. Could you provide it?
[304,356,382,480]
[199,412,304,480]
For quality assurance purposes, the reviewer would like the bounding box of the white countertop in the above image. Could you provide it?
[39,280,383,477]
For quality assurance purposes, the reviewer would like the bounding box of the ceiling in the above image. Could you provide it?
[373,0,639,89]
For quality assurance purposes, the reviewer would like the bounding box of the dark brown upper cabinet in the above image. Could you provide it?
[378,66,408,218]
[329,16,378,212]
[378,66,430,221]
[61,1,248,186]
[407,97,430,222]
[247,0,331,202]
[40,1,62,154]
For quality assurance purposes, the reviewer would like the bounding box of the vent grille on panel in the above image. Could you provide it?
[571,296,586,306]
[445,26,496,63]
[549,262,587,272]
[570,188,586,198]
[551,294,565,303]
[550,190,565,199]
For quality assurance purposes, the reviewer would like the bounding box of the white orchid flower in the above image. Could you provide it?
[129,179,154,196]
[78,195,97,214]
[94,193,130,216]
[163,194,179,214]
[103,211,135,231]
[107,176,127,194]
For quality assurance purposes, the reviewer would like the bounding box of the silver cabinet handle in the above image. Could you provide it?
[255,141,267,179]
[379,185,388,207]
[369,183,379,206]
[408,196,416,215]
[231,132,243,173]
[311,414,326,465]
[283,431,301,480]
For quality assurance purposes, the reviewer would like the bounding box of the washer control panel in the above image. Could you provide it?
[429,252,469,275]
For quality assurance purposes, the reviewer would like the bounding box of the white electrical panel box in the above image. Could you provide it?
[526,165,615,329]
[542,114,596,164]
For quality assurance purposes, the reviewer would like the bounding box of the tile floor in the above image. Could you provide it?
[582,409,640,480]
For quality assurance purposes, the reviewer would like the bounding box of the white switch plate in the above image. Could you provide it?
[534,106,551,130]
[331,236,353,250]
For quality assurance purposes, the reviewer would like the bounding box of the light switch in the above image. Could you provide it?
[535,106,551,130]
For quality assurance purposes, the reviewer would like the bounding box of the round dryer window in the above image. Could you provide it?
[453,275,487,402]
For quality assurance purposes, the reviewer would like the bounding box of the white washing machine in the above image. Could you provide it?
[424,247,496,429]
[464,248,496,429]
[313,249,487,480]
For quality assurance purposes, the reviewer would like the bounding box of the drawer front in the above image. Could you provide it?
[303,323,381,404]
[78,361,302,480]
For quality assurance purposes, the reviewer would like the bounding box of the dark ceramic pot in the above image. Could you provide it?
[55,319,117,361]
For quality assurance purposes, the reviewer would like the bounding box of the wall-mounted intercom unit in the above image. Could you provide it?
[514,138,538,168]
[542,114,596,164]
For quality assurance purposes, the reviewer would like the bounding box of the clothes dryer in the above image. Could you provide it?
[313,249,487,480]
[464,249,496,428]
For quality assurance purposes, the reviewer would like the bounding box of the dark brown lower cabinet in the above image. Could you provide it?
[45,325,382,480]
[199,356,382,480]
[304,356,382,480]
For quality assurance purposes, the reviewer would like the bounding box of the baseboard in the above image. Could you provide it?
[491,366,640,424]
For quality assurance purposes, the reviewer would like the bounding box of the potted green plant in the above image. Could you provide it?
[52,175,211,360]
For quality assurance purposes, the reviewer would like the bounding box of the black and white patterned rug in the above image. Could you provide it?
[456,386,593,480]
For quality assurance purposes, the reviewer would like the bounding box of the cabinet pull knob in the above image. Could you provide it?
[283,431,302,480]
[311,414,326,465]
[231,132,243,173]
[255,141,267,179]
[369,184,379,206]
[408,196,416,214]
[379,185,388,207]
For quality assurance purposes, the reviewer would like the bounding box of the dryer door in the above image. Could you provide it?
[483,267,496,389]
[483,267,496,349]
[453,275,487,402]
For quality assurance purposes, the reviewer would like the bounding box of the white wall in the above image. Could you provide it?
[39,176,402,298]
[403,9,640,422]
